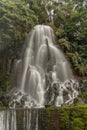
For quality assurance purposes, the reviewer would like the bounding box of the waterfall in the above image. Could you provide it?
[8,25,79,108]
[0,25,79,130]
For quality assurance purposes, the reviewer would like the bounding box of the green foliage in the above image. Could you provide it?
[59,107,69,130]
[45,105,87,130]
[72,118,84,130]
[46,105,58,115]
[0,74,12,96]
[0,102,6,108]
[54,1,87,76]
[23,0,48,23]
[66,52,87,76]
[58,38,71,52]
[0,0,38,94]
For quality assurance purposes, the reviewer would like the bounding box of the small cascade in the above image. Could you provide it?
[23,110,32,130]
[0,111,5,130]
[0,109,39,130]
[0,110,16,130]
[35,110,38,130]
[23,109,39,130]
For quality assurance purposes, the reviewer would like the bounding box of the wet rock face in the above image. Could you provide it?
[0,80,79,108]
[79,79,87,93]
[74,79,87,104]
[0,95,10,107]
[6,79,79,108]
[1,79,85,108]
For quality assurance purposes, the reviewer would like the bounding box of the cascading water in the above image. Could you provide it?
[0,25,79,130]
[0,110,16,130]
[0,109,39,130]
[23,109,38,130]
[9,25,79,108]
